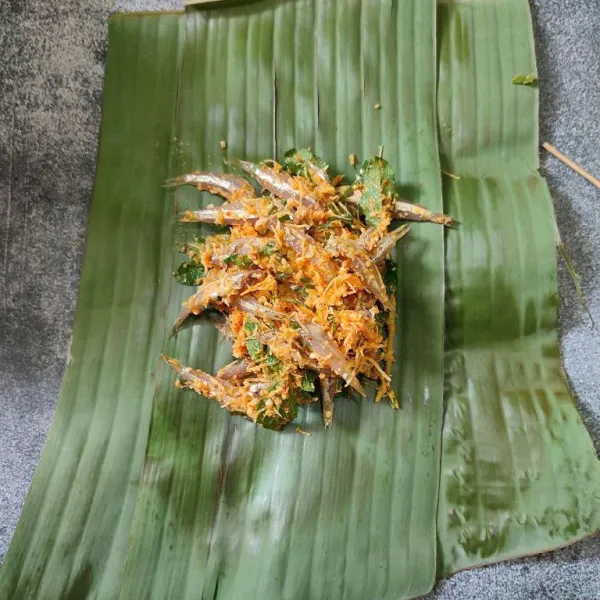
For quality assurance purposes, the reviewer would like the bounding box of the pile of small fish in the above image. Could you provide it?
[163,149,454,429]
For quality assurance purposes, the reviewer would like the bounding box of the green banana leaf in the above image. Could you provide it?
[0,14,186,599]
[120,1,445,599]
[1,1,599,599]
[436,0,600,575]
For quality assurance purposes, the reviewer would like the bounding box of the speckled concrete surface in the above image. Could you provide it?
[0,1,598,598]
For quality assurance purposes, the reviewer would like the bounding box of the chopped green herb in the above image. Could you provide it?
[237,255,254,268]
[223,253,254,269]
[278,214,292,223]
[244,319,258,334]
[259,242,277,257]
[283,148,328,178]
[294,283,314,301]
[356,157,397,227]
[326,201,355,226]
[173,261,205,286]
[257,392,297,430]
[327,214,354,225]
[265,349,281,370]
[375,310,389,337]
[512,74,537,86]
[245,338,263,360]
[301,370,317,392]
[375,311,388,328]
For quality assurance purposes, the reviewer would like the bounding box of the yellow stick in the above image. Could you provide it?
[542,142,600,190]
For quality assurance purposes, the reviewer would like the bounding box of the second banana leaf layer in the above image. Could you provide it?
[0,1,598,599]
[436,0,600,574]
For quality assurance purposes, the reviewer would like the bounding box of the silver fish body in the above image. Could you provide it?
[233,159,320,209]
[165,172,254,201]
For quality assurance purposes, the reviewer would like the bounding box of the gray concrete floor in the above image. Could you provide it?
[0,1,598,598]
